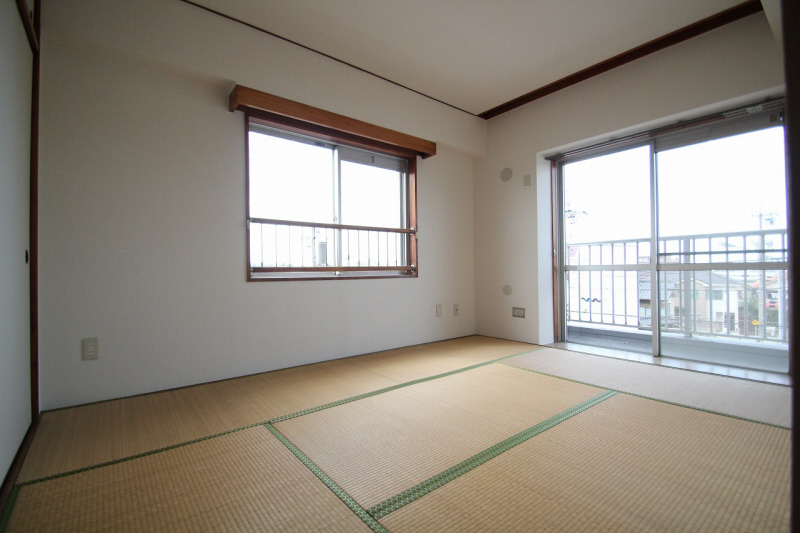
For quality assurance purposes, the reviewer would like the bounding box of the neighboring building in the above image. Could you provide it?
[637,271,743,335]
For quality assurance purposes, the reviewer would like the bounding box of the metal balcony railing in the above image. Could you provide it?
[659,229,788,265]
[249,218,414,274]
[565,229,788,344]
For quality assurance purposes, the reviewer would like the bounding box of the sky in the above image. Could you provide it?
[249,131,402,228]
[563,126,787,245]
[247,129,404,267]
[249,131,334,223]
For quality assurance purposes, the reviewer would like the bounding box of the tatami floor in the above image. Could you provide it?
[0,336,790,532]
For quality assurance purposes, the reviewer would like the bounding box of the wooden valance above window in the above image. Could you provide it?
[228,85,437,159]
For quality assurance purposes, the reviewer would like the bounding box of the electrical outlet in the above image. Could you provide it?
[453,304,459,316]
[436,304,442,317]
[512,307,526,318]
[82,337,99,360]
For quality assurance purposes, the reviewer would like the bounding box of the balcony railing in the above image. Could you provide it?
[249,218,414,275]
[565,229,788,344]
[659,229,788,265]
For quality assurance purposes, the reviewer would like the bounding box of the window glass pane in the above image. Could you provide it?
[563,145,651,247]
[340,161,403,228]
[246,124,414,279]
[657,127,786,239]
[248,130,334,223]
[560,109,788,372]
[660,269,788,372]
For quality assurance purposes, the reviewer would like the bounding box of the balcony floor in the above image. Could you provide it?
[550,340,790,386]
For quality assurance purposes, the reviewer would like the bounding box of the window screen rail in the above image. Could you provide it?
[249,218,416,275]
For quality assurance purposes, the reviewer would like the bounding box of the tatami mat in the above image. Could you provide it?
[10,336,787,532]
[505,347,791,427]
[381,393,790,532]
[19,336,532,483]
[8,426,372,532]
[275,364,604,509]
[18,359,399,483]
[340,336,535,384]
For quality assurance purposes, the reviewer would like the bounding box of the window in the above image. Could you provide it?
[247,123,416,280]
[553,97,788,372]
[229,85,434,281]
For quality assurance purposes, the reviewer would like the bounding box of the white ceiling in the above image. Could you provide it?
[190,0,754,115]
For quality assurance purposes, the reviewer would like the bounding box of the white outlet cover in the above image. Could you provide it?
[82,337,99,360]
[453,304,459,316]
[436,304,442,317]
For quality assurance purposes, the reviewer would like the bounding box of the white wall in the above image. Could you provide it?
[39,25,477,409]
[38,1,787,410]
[474,14,785,345]
[0,2,33,478]
[43,0,486,157]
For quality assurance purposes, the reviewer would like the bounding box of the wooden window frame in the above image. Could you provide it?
[230,85,435,158]
[232,86,431,281]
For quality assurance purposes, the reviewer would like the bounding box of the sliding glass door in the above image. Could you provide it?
[562,145,655,354]
[656,126,788,372]
[557,103,788,372]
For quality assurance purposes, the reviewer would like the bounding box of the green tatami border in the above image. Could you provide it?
[368,390,617,520]
[270,349,536,423]
[4,341,788,533]
[265,423,387,533]
[1,348,538,532]
[12,348,540,489]
[499,362,790,430]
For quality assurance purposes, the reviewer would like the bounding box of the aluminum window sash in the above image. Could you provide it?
[655,111,784,153]
[338,145,407,173]
[556,160,567,341]
[547,97,784,162]
[250,122,408,175]
[556,140,653,167]
[249,122,336,150]
[649,141,660,356]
